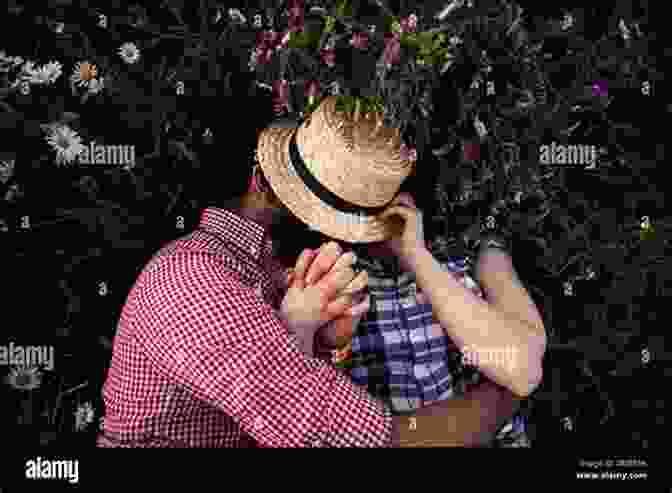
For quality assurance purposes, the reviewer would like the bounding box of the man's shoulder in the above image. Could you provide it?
[137,237,248,300]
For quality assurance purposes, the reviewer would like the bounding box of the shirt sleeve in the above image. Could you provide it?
[140,259,393,448]
[438,257,485,299]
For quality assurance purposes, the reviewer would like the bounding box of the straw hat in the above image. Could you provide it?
[256,96,416,243]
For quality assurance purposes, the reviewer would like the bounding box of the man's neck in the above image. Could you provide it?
[225,195,271,229]
[365,242,393,258]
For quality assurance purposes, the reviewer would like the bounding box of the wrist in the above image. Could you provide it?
[315,327,336,350]
[406,244,430,271]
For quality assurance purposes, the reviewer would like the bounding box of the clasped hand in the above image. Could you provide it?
[280,193,425,355]
[280,241,370,355]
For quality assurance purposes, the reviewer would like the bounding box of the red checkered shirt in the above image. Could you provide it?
[98,207,392,447]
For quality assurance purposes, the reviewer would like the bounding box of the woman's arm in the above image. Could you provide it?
[410,246,546,397]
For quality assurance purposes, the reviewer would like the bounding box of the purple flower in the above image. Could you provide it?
[383,34,401,69]
[400,143,417,162]
[462,141,481,162]
[287,2,305,33]
[350,32,370,50]
[321,47,336,67]
[272,79,290,115]
[278,30,291,50]
[400,13,418,33]
[254,46,274,65]
[591,80,608,98]
[258,30,280,49]
[286,0,305,32]
[305,80,320,101]
[253,29,293,66]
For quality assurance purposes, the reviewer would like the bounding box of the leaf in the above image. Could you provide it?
[289,31,314,49]
[336,0,353,18]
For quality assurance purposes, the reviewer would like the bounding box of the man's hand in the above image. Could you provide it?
[280,242,368,354]
[302,242,370,350]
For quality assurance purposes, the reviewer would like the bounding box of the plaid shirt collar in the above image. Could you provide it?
[354,252,398,278]
[198,207,274,267]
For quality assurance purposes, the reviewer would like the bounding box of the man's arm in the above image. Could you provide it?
[313,327,522,446]
[391,379,522,447]
[312,318,522,447]
[141,268,392,447]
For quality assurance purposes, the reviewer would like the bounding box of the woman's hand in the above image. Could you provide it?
[378,192,427,272]
[316,291,371,350]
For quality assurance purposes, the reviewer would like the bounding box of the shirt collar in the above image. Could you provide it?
[354,248,399,278]
[198,207,273,264]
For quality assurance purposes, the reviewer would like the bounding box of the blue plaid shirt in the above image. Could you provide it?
[348,250,530,447]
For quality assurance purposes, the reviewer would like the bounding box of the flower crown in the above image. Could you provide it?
[241,0,468,163]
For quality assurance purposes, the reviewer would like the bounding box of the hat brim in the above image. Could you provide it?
[257,125,397,244]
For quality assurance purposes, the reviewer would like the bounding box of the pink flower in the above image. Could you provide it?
[272,79,290,115]
[258,30,280,49]
[462,141,481,162]
[383,35,401,69]
[278,30,292,49]
[349,32,370,50]
[305,80,320,101]
[287,2,305,33]
[321,47,336,67]
[253,29,293,66]
[400,143,417,162]
[400,13,418,33]
[286,0,305,32]
[254,46,274,65]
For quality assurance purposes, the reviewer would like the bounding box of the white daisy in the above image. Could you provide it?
[474,116,488,138]
[118,42,141,64]
[561,13,574,31]
[74,402,95,431]
[19,60,36,77]
[44,124,86,166]
[4,366,42,391]
[21,61,63,85]
[87,76,105,94]
[448,35,463,46]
